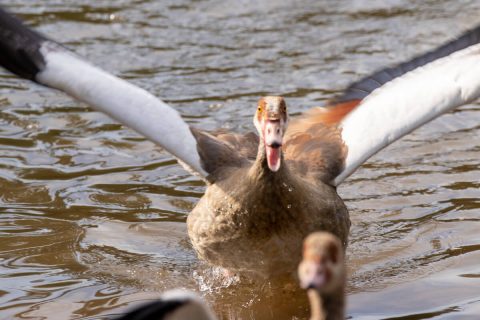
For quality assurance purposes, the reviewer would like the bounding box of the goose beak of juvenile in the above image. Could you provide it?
[299,260,327,290]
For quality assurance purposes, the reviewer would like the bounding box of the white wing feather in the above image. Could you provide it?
[36,43,207,178]
[334,43,480,185]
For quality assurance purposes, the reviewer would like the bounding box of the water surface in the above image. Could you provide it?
[0,1,479,319]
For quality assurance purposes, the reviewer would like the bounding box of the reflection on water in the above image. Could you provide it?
[0,0,479,319]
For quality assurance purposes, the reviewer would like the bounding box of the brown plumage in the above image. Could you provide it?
[284,121,347,185]
[187,96,352,277]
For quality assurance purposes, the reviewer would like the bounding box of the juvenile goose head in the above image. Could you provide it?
[254,96,289,172]
[298,232,346,320]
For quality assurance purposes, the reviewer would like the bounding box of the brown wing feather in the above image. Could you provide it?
[284,122,347,185]
[283,100,359,185]
[190,128,258,180]
[210,130,259,160]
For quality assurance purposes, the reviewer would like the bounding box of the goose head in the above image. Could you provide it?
[298,232,345,295]
[254,96,289,172]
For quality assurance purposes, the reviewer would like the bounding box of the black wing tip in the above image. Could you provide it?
[333,23,480,104]
[0,7,48,81]
[114,299,189,320]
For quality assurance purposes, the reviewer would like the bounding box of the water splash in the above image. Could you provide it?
[193,266,241,293]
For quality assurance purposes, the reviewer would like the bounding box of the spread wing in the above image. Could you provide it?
[285,24,480,186]
[0,8,209,178]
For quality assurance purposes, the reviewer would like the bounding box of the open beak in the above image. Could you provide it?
[263,119,283,172]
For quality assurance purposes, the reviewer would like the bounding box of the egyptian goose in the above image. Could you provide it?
[1,8,480,276]
[298,232,346,320]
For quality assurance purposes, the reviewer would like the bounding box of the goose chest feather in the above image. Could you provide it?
[188,165,349,276]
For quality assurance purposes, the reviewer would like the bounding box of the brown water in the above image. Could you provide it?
[0,1,479,319]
